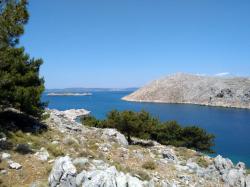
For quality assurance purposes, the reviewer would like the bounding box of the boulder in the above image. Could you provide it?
[0,169,7,175]
[8,161,22,170]
[162,149,178,163]
[34,147,49,161]
[1,152,11,160]
[52,109,90,122]
[246,175,250,187]
[236,162,246,171]
[73,157,89,166]
[76,166,149,187]
[214,155,234,174]
[48,156,77,187]
[222,169,245,187]
[186,160,200,172]
[101,128,128,146]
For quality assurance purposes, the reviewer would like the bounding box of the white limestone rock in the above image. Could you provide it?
[8,161,22,170]
[73,157,89,166]
[214,155,234,174]
[162,149,178,163]
[222,169,246,187]
[76,166,149,187]
[101,128,128,146]
[52,109,90,122]
[246,175,250,187]
[34,147,49,161]
[1,152,11,160]
[48,156,77,187]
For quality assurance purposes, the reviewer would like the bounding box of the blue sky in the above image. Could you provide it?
[20,0,250,88]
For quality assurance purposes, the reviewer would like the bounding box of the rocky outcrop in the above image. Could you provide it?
[213,155,249,187]
[48,156,77,187]
[8,160,22,170]
[48,109,90,132]
[76,166,149,187]
[50,109,90,122]
[101,128,128,146]
[46,109,250,187]
[49,156,150,187]
[123,73,250,109]
[34,147,49,161]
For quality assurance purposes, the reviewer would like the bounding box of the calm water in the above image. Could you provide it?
[42,91,250,167]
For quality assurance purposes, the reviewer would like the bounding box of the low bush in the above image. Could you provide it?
[142,160,157,170]
[196,157,210,168]
[46,144,64,157]
[15,143,33,154]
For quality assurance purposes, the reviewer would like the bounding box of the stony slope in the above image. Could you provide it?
[122,73,250,109]
[1,109,250,186]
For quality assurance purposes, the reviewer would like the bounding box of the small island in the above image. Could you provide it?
[47,92,92,96]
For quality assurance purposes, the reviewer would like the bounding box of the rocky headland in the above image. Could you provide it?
[0,109,250,186]
[123,73,250,109]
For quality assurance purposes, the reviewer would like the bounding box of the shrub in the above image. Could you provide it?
[15,143,33,154]
[47,144,64,157]
[181,126,215,153]
[0,140,13,150]
[81,110,215,153]
[196,157,210,168]
[142,160,157,170]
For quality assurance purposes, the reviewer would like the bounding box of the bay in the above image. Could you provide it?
[42,91,250,167]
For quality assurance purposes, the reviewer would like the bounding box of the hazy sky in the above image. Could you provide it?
[20,0,250,88]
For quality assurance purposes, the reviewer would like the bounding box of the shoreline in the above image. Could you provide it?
[122,97,250,110]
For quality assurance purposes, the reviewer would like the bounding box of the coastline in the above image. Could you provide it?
[122,97,250,110]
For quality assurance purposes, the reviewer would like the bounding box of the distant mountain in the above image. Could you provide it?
[45,87,138,93]
[123,73,250,109]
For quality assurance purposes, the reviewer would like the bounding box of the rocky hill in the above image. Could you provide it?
[123,73,250,109]
[0,109,250,186]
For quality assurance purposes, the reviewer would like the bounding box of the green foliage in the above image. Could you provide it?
[105,110,158,143]
[181,126,215,153]
[82,110,215,153]
[151,121,184,146]
[0,0,46,118]
[81,116,108,128]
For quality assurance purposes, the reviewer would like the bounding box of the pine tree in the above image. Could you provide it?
[0,0,46,118]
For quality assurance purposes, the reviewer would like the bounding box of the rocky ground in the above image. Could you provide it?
[122,73,250,109]
[0,109,250,187]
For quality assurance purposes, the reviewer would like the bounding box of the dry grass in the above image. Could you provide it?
[142,160,157,170]
[0,153,52,187]
[175,147,196,160]
[46,144,65,157]
[246,169,250,175]
[196,156,210,168]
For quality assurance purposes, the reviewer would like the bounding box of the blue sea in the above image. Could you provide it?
[42,91,250,167]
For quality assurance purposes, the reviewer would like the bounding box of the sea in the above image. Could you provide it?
[42,91,250,167]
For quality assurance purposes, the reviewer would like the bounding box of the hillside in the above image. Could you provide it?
[123,73,250,109]
[1,109,250,186]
